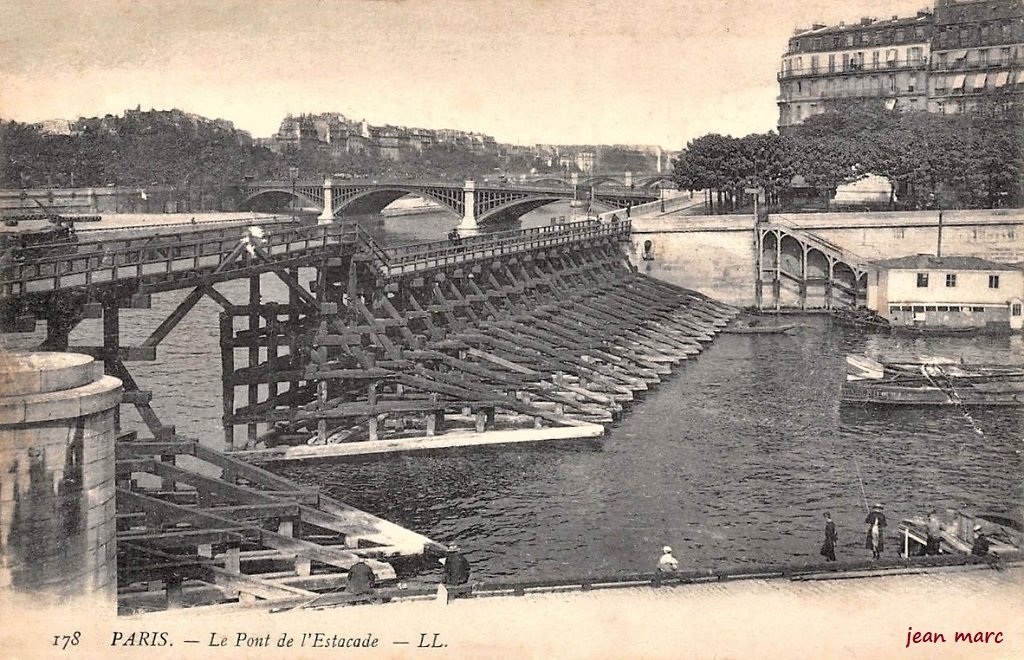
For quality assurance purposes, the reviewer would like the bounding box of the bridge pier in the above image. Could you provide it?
[457,180,480,236]
[317,177,336,224]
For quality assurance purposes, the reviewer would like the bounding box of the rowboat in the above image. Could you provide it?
[898,510,1022,558]
[722,322,798,335]
[842,355,1024,406]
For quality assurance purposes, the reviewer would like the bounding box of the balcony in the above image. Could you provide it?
[930,55,1024,72]
[778,58,928,80]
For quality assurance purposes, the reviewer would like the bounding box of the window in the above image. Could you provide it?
[889,305,901,314]
[811,55,819,72]
[913,306,925,313]
[937,306,949,312]
[642,240,654,261]
[949,306,961,312]
[925,306,937,312]
[1012,304,1022,316]
[895,29,905,43]
[989,274,1000,288]
[946,273,957,287]
[971,306,985,312]
[917,273,929,287]
[979,49,989,65]
[872,50,881,67]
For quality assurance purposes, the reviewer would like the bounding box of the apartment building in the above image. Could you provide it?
[778,0,1024,128]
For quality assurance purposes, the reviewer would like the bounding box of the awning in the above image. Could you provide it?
[954,50,968,60]
[885,98,897,110]
[886,49,898,62]
[995,71,1009,87]
[952,74,967,89]
[973,73,987,89]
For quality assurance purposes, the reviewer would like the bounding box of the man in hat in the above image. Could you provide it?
[925,511,942,555]
[865,503,887,559]
[970,525,991,557]
[436,543,471,603]
[657,546,678,573]
[346,560,376,597]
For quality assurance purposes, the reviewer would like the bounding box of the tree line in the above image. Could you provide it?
[672,100,1024,213]
[0,110,549,191]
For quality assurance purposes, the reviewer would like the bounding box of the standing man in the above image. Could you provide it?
[438,543,470,603]
[346,561,376,597]
[865,503,887,559]
[820,513,838,562]
[925,511,942,555]
[657,546,678,573]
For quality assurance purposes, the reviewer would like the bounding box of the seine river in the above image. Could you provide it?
[6,203,1021,581]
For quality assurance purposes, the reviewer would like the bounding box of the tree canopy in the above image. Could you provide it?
[672,101,1024,212]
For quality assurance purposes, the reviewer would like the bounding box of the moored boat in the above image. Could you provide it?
[722,322,798,335]
[842,355,1024,406]
[898,510,1022,558]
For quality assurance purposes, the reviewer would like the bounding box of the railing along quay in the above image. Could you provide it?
[378,219,632,276]
[1,222,358,297]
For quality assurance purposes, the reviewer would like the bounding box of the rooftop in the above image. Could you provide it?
[873,254,1020,271]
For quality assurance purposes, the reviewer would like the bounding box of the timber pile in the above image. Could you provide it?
[115,432,442,613]
[227,230,738,461]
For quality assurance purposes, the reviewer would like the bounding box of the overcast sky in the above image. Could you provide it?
[0,0,931,148]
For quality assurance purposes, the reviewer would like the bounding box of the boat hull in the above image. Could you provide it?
[842,381,1024,407]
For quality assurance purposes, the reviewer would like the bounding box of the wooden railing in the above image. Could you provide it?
[375,219,632,276]
[2,223,358,297]
[3,218,632,296]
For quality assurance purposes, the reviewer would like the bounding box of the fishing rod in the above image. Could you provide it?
[850,451,870,514]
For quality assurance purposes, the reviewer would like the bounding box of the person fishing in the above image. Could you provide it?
[865,503,887,559]
[820,513,838,562]
[657,545,678,573]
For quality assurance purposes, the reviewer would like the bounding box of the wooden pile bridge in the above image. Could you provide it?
[1,216,738,611]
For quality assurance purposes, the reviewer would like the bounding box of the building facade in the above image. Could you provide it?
[928,0,1024,114]
[867,254,1024,331]
[778,0,1024,128]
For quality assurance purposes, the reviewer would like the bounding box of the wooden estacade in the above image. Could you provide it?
[216,219,739,459]
[3,216,739,611]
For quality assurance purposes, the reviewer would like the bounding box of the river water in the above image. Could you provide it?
[4,204,1021,581]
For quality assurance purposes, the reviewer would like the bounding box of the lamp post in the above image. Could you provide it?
[289,166,299,222]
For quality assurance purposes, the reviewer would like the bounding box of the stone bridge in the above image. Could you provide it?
[239,178,658,234]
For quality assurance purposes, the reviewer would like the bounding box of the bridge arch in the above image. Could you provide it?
[581,175,624,188]
[636,175,676,189]
[240,187,323,212]
[477,196,568,225]
[529,176,570,186]
[330,187,461,217]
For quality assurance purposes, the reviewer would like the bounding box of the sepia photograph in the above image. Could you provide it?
[0,0,1022,657]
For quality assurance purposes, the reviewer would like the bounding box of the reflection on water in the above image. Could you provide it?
[2,208,1021,582]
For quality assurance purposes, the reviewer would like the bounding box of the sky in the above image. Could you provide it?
[0,0,933,148]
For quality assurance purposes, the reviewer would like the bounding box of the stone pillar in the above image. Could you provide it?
[317,177,336,224]
[0,352,122,610]
[458,180,479,236]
